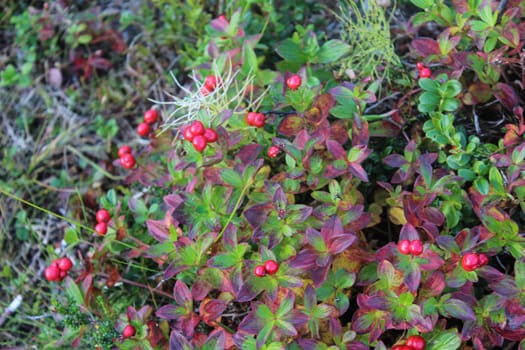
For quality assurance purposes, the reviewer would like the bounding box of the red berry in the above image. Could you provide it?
[245,112,257,126]
[203,128,218,143]
[478,253,489,266]
[461,253,480,271]
[397,240,411,255]
[190,121,205,135]
[407,335,426,350]
[200,86,211,96]
[144,109,159,124]
[44,265,60,281]
[409,240,424,256]
[122,324,136,339]
[57,257,73,272]
[136,122,151,137]
[419,67,432,79]
[50,259,59,268]
[204,75,217,91]
[264,260,279,275]
[120,153,136,169]
[268,146,280,158]
[254,265,266,277]
[192,135,207,152]
[416,62,425,70]
[59,270,67,279]
[96,209,111,223]
[183,126,195,141]
[286,74,302,90]
[252,113,265,128]
[95,222,108,236]
[117,145,132,158]
[392,346,411,350]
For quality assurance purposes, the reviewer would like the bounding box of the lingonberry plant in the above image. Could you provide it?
[39,2,525,350]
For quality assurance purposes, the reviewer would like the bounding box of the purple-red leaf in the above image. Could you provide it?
[278,115,304,137]
[348,163,369,182]
[146,219,170,242]
[494,83,519,110]
[441,298,476,321]
[411,37,441,57]
[157,304,184,320]
[383,154,406,168]
[326,139,346,160]
[199,298,228,326]
[169,330,192,350]
[173,280,192,306]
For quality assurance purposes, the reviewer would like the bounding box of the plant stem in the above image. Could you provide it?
[215,170,257,243]
[98,273,173,300]
[0,187,94,233]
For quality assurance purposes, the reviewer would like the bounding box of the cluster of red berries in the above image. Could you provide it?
[461,252,489,272]
[118,145,136,169]
[286,74,302,90]
[201,75,218,96]
[267,145,280,158]
[254,260,279,277]
[183,120,218,152]
[397,239,424,256]
[137,108,159,137]
[392,335,426,350]
[94,208,110,236]
[416,62,431,79]
[122,324,136,339]
[44,257,73,282]
[245,112,265,128]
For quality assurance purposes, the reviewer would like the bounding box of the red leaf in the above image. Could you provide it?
[173,280,192,306]
[400,223,419,240]
[88,56,112,71]
[330,120,349,144]
[411,38,441,57]
[147,219,170,242]
[278,115,304,137]
[305,93,336,124]
[326,139,346,160]
[199,298,227,326]
[494,83,519,110]
[348,163,369,182]
[147,320,166,347]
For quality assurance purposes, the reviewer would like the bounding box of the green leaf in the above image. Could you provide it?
[419,78,439,92]
[242,44,258,75]
[257,323,275,348]
[208,254,238,269]
[317,40,350,63]
[427,329,461,350]
[479,6,495,25]
[64,277,84,305]
[444,80,462,97]
[275,319,296,336]
[78,34,92,44]
[220,168,243,188]
[335,270,356,289]
[473,177,489,195]
[276,294,294,318]
[276,39,308,64]
[64,228,79,245]
[442,99,459,112]
[489,167,505,193]
[515,259,525,289]
[330,105,356,119]
[312,304,333,319]
[256,304,274,321]
[410,0,434,8]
